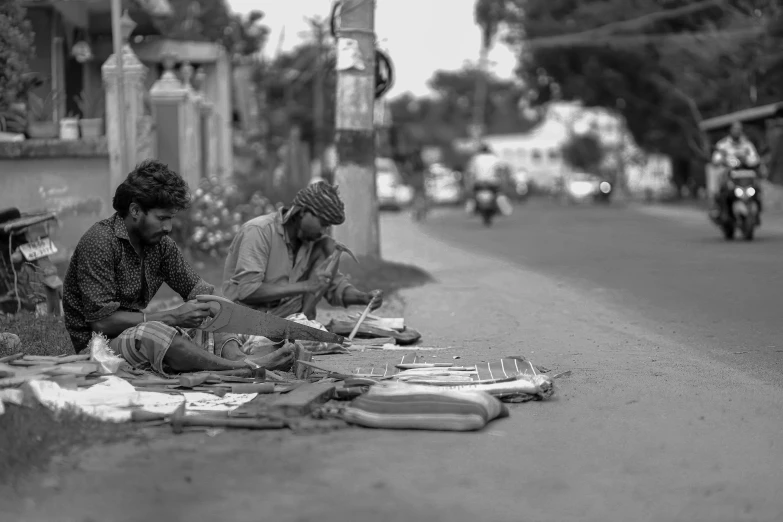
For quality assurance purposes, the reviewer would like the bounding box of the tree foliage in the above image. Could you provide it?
[253,39,337,156]
[0,0,35,112]
[389,67,537,167]
[500,0,783,162]
[158,0,268,58]
[474,0,514,48]
[561,133,605,173]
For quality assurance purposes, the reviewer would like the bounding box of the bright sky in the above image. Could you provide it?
[227,0,518,98]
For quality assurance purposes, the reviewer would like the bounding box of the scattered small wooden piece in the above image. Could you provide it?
[350,337,395,347]
[208,368,266,378]
[131,378,180,387]
[23,354,90,364]
[171,402,287,433]
[206,375,259,384]
[293,343,314,380]
[0,374,48,388]
[225,383,275,394]
[43,362,101,376]
[294,360,354,380]
[349,314,404,331]
[267,382,336,417]
[5,360,46,367]
[48,374,80,390]
[179,373,211,388]
[0,353,24,364]
[264,370,285,381]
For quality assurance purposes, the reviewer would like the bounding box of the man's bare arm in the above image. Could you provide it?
[91,302,213,336]
[237,281,315,306]
[90,310,176,337]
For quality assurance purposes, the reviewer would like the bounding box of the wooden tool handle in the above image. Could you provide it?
[181,417,287,430]
[348,301,374,341]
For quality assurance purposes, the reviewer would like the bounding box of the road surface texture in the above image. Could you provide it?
[4,200,783,522]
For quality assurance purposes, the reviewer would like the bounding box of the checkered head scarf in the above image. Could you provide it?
[288,181,346,226]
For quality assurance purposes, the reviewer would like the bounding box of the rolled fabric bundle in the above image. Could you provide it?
[340,381,509,432]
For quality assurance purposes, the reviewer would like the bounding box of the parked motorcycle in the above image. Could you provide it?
[710,157,761,241]
[0,208,63,315]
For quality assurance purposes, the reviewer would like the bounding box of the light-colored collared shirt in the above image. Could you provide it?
[712,135,759,166]
[221,209,352,308]
[466,153,502,187]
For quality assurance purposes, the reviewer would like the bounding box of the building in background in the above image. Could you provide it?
[454,101,673,196]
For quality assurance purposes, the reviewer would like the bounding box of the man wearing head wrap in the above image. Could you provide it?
[222,182,383,319]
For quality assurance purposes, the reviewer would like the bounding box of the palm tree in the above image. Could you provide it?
[472,0,509,140]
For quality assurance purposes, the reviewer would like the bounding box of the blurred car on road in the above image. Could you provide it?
[562,172,613,204]
[425,163,464,205]
[377,157,413,210]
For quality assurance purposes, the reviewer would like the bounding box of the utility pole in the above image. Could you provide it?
[332,0,378,258]
[310,18,327,179]
[472,45,489,146]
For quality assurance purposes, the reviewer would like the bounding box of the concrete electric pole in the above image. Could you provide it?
[332,0,379,258]
[308,17,327,177]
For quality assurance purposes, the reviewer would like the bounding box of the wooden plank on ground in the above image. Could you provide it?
[350,337,395,346]
[349,314,404,331]
[266,382,336,417]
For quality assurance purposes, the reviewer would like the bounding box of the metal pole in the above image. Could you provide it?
[111,0,128,175]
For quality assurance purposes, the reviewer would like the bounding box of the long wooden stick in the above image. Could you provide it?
[348,301,373,341]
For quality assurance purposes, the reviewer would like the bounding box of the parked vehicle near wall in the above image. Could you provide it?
[0,208,63,316]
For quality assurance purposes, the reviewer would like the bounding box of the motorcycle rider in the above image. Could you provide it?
[407,147,429,220]
[464,143,513,216]
[710,121,761,220]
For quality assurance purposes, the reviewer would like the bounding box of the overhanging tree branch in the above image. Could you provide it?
[521,0,727,48]
[652,75,712,159]
[525,27,764,49]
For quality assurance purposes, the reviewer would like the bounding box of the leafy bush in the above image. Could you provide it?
[177,176,281,259]
[0,0,35,131]
[561,133,605,173]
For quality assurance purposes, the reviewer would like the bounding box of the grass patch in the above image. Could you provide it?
[0,403,131,487]
[0,313,72,358]
[0,314,128,486]
[341,256,433,296]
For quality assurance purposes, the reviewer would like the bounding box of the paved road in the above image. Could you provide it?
[419,199,783,386]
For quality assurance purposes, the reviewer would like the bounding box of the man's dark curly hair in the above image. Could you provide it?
[113,159,192,217]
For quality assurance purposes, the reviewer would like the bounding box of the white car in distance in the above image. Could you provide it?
[376,157,413,210]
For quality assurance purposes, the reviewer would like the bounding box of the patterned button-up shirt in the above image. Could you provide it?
[63,213,214,352]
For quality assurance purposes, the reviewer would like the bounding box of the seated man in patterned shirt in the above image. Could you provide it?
[222,182,382,319]
[63,160,264,375]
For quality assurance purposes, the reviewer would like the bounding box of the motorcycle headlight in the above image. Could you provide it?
[728,157,740,168]
[747,187,756,197]
[734,187,744,198]
[599,181,611,194]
